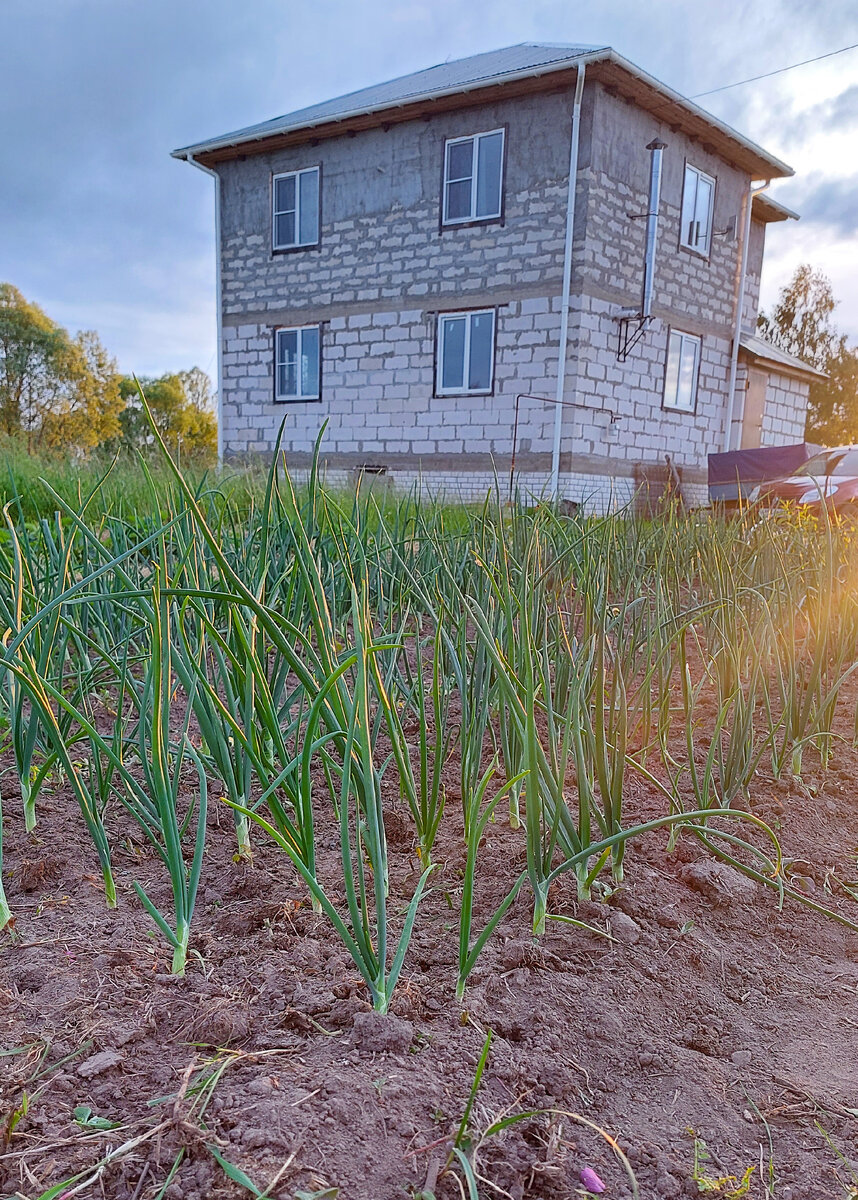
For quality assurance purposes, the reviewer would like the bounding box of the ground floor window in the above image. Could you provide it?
[436,309,496,396]
[275,326,321,402]
[663,329,701,412]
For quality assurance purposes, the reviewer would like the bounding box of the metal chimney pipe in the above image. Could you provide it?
[641,139,667,320]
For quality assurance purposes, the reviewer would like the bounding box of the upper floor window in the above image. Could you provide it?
[275,325,320,402]
[663,329,701,413]
[272,166,320,250]
[680,164,715,256]
[436,309,496,395]
[442,130,505,225]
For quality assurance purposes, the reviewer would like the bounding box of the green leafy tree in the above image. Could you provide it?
[759,264,858,445]
[40,330,124,451]
[0,283,123,450]
[119,368,217,465]
[805,342,858,445]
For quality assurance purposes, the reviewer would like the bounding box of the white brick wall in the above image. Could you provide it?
[222,300,565,460]
[283,464,708,516]
[761,372,809,445]
[556,293,730,473]
[222,294,729,480]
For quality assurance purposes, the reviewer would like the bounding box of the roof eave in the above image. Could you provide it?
[739,337,827,381]
[752,193,800,223]
[172,46,794,181]
[171,46,611,162]
[596,51,792,179]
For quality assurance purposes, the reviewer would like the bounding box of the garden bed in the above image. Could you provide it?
[2,719,857,1200]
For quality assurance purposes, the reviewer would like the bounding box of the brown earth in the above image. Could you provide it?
[2,700,858,1200]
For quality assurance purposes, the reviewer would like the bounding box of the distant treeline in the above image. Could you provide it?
[0,283,217,464]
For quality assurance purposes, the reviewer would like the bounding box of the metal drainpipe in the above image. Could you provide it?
[549,63,586,500]
[722,178,770,453]
[187,154,224,467]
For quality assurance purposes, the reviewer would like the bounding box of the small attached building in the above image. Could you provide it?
[732,193,823,452]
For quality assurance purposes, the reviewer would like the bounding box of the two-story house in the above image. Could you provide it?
[173,43,822,509]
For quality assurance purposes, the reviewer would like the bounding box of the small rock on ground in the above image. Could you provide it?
[77,1050,123,1078]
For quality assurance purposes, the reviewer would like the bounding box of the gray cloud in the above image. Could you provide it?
[1,0,857,375]
[789,84,858,141]
[789,174,858,238]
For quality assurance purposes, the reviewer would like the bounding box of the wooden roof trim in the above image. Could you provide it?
[193,69,579,165]
[751,192,800,224]
[592,61,788,178]
[192,59,792,179]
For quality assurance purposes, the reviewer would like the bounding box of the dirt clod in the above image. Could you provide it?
[681,860,757,906]
[352,1010,413,1054]
[608,909,641,943]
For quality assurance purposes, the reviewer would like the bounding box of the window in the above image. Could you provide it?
[436,310,496,395]
[442,129,505,224]
[680,164,715,256]
[275,326,320,402]
[663,329,701,412]
[272,167,320,249]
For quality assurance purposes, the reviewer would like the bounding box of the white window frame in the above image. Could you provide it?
[274,325,321,403]
[663,328,702,413]
[436,309,496,396]
[272,166,320,251]
[442,128,505,225]
[680,163,715,257]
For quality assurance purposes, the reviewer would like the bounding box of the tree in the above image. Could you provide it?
[39,330,124,451]
[0,283,123,450]
[759,265,858,445]
[0,283,73,437]
[758,265,836,371]
[0,283,218,463]
[804,342,858,445]
[119,368,217,466]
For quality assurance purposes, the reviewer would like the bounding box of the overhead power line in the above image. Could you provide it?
[692,42,858,98]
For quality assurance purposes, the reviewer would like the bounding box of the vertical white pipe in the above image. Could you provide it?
[641,139,666,319]
[188,154,224,466]
[550,63,586,500]
[723,179,769,453]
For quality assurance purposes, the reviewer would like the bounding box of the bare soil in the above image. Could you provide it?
[2,702,858,1200]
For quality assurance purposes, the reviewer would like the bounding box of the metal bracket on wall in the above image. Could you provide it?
[615,313,654,363]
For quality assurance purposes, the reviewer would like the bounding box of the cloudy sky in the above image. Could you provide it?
[1,0,856,378]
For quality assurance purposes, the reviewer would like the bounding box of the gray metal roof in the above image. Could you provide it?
[739,332,827,379]
[173,44,603,159]
[172,42,793,178]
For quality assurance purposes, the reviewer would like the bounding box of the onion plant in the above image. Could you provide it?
[3,398,858,998]
[229,583,434,1013]
[2,642,118,907]
[377,617,453,865]
[124,573,208,975]
[457,761,527,998]
[0,500,91,831]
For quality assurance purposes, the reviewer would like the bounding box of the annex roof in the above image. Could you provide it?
[739,332,827,380]
[752,192,800,224]
[173,43,793,179]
